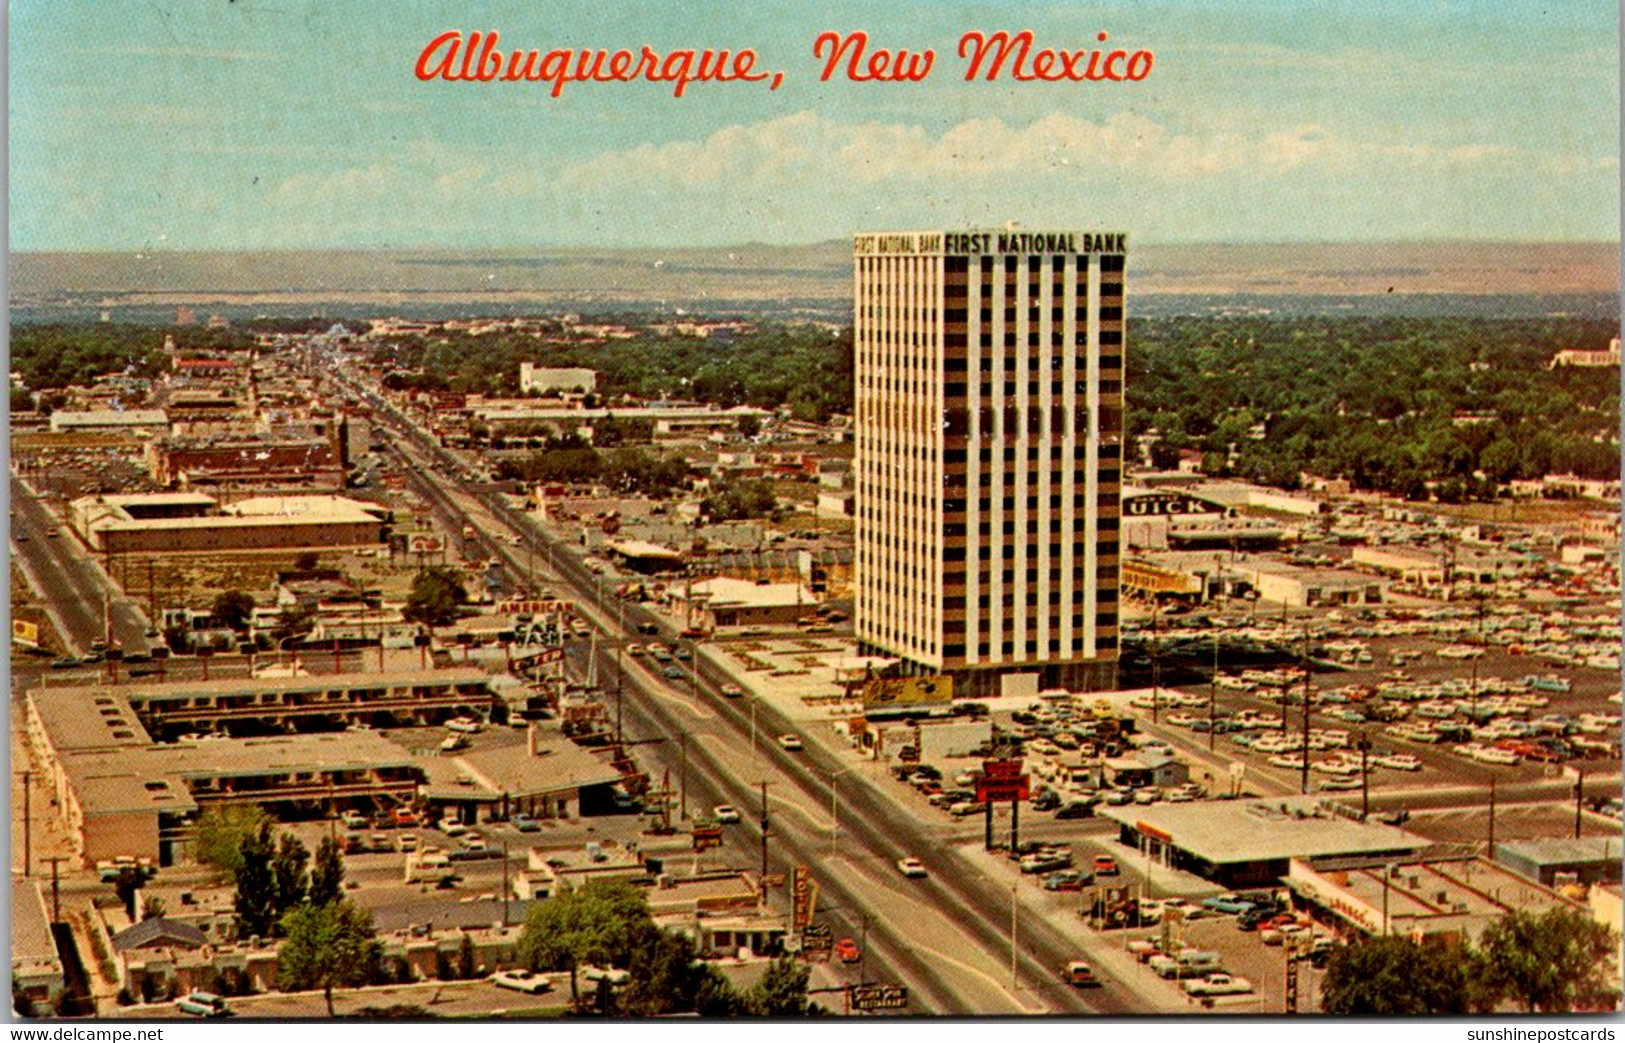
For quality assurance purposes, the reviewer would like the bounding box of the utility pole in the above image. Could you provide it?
[1574,769,1586,839]
[1356,733,1371,819]
[1010,884,1020,991]
[758,781,771,905]
[1209,629,1219,752]
[1488,776,1497,852]
[42,856,67,922]
[1300,629,1312,795]
[1150,604,1161,724]
[500,841,510,927]
[17,770,31,877]
[679,732,689,822]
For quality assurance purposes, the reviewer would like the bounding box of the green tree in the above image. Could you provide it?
[195,805,273,880]
[271,833,310,920]
[456,932,477,979]
[277,900,382,1017]
[743,955,817,1016]
[1321,936,1480,1014]
[516,880,652,1007]
[404,566,467,628]
[308,835,346,908]
[210,590,256,631]
[140,895,166,921]
[619,928,742,1016]
[1480,907,1621,1012]
[233,823,278,941]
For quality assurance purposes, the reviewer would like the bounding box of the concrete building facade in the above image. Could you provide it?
[854,229,1125,695]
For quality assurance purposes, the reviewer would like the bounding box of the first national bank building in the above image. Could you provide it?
[853,229,1125,696]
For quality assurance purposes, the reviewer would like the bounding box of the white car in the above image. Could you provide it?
[720,683,744,698]
[1375,754,1422,771]
[446,717,483,734]
[713,804,742,824]
[1183,973,1255,996]
[778,734,803,751]
[491,969,552,994]
[440,817,468,837]
[897,857,928,878]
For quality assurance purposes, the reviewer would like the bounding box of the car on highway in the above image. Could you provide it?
[713,805,742,824]
[491,969,553,994]
[896,857,928,878]
[1061,960,1101,987]
[1092,854,1120,876]
[662,665,685,680]
[626,643,646,656]
[834,937,861,964]
[720,683,745,698]
[778,734,803,751]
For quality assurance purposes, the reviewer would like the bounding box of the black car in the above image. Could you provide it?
[1055,800,1097,820]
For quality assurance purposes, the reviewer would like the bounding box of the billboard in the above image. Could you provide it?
[407,534,444,554]
[11,620,39,647]
[861,675,953,710]
[792,866,813,930]
[848,984,908,1012]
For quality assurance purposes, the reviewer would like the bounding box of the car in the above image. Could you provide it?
[340,810,369,830]
[446,717,484,734]
[440,734,470,753]
[778,734,803,751]
[1061,960,1101,987]
[460,833,487,852]
[392,808,419,827]
[1020,852,1073,874]
[626,643,646,656]
[1319,776,1362,792]
[897,857,928,878]
[834,937,862,964]
[1091,853,1121,876]
[513,812,540,832]
[175,990,233,1017]
[46,528,60,538]
[1055,800,1097,820]
[440,817,468,837]
[1042,870,1093,892]
[369,833,392,852]
[491,969,553,994]
[1183,973,1254,997]
[720,683,745,698]
[1201,893,1259,915]
[713,804,742,824]
[49,658,78,670]
[662,665,685,680]
[397,833,418,852]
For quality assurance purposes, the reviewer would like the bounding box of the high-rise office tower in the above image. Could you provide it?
[853,229,1125,696]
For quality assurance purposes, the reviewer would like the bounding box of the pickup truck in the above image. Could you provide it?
[1183,973,1255,996]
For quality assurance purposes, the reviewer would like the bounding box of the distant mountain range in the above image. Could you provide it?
[10,241,1619,323]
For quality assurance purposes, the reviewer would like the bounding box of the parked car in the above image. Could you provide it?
[713,804,742,824]
[834,937,862,964]
[446,717,484,734]
[513,812,540,832]
[491,969,553,994]
[1042,870,1093,892]
[340,810,369,830]
[1183,973,1254,997]
[1201,894,1259,915]
[175,991,233,1018]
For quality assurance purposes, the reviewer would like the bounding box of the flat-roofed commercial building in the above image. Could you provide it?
[1100,796,1422,887]
[26,685,426,866]
[854,229,1125,695]
[69,492,388,554]
[43,667,492,739]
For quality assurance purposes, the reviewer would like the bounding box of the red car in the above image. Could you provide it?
[392,808,419,827]
[834,938,861,964]
[1092,855,1119,876]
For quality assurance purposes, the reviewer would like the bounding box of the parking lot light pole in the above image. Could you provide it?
[1355,732,1372,819]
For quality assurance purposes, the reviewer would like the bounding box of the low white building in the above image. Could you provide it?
[519,364,597,395]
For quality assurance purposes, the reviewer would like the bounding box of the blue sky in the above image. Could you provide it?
[9,0,1620,250]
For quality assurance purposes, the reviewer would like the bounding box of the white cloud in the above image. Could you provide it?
[560,110,1592,192]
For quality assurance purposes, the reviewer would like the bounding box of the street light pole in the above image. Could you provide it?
[1010,884,1020,991]
[828,768,852,857]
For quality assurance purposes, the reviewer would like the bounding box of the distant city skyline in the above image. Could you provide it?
[10,1,1620,252]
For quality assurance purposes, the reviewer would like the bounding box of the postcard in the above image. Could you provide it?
[8,0,1621,1028]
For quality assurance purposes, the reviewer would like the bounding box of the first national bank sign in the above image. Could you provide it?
[854,230,1128,257]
